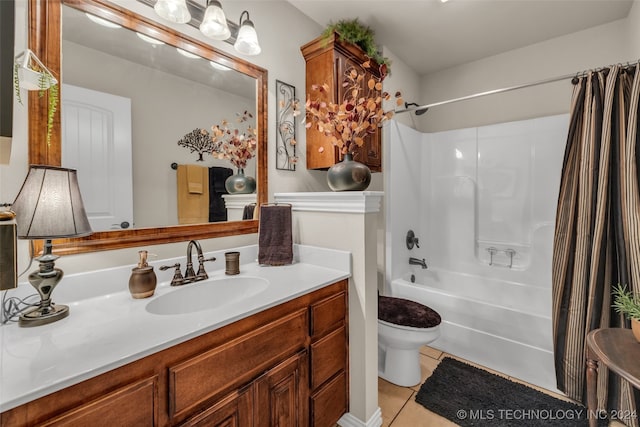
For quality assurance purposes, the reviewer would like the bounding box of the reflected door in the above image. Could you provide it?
[62,83,133,231]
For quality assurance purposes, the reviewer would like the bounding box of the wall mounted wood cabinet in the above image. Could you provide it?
[1,280,348,427]
[301,33,383,172]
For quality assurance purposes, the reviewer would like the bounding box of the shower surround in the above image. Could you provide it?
[385,115,568,392]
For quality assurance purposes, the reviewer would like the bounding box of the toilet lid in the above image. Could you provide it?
[378,295,441,328]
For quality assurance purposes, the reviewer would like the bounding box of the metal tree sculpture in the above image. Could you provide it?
[177,128,216,161]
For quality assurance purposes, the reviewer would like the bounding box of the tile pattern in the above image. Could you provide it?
[379,346,627,427]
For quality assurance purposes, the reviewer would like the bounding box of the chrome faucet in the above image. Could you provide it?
[160,240,216,286]
[409,257,428,269]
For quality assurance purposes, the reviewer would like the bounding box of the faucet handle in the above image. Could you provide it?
[196,257,217,280]
[160,263,184,286]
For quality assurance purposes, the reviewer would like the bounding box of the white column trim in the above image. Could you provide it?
[221,193,257,209]
[338,408,383,427]
[274,191,383,213]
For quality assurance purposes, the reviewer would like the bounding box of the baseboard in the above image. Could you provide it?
[338,408,383,427]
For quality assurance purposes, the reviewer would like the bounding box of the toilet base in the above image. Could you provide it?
[378,345,422,387]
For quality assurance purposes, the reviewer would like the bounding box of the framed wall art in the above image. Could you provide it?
[276,80,298,171]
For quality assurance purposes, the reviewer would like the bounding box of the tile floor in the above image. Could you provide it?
[378,346,627,427]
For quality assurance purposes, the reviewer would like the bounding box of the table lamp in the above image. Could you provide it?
[11,165,92,327]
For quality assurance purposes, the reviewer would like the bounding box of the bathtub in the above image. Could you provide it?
[388,269,558,392]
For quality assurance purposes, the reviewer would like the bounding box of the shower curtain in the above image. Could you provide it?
[552,64,640,426]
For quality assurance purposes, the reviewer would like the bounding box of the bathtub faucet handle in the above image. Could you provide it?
[406,230,420,249]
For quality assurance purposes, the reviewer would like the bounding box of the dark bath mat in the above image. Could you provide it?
[415,357,607,426]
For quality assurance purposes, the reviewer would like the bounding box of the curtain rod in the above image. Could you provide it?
[394,61,639,115]
[394,72,577,115]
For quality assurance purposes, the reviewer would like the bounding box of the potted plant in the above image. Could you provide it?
[14,49,59,146]
[322,18,390,76]
[305,60,402,190]
[612,284,640,342]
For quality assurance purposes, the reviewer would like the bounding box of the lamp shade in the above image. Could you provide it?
[12,165,92,239]
[200,0,231,40]
[154,0,191,24]
[234,17,261,55]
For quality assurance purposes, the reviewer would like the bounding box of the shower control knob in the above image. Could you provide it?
[406,230,420,250]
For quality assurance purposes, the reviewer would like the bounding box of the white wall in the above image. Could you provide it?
[629,1,640,56]
[417,15,632,133]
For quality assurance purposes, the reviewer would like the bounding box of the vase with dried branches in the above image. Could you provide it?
[305,59,402,190]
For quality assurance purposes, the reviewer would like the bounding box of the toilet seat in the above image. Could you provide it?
[378,295,441,329]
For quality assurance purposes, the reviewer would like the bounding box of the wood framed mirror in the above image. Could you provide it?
[28,0,267,255]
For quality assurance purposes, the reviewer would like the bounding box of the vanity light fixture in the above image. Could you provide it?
[234,11,261,56]
[176,47,200,59]
[199,0,230,40]
[154,0,191,24]
[136,32,165,45]
[11,165,92,327]
[140,0,261,56]
[85,13,122,28]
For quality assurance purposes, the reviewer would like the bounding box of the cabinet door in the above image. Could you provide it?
[335,53,382,171]
[255,350,309,427]
[179,385,253,427]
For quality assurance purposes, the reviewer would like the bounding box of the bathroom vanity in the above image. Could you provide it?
[0,245,350,427]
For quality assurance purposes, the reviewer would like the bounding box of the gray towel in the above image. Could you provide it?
[258,205,293,266]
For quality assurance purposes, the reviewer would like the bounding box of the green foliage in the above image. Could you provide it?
[44,81,58,147]
[321,18,390,72]
[13,63,22,105]
[14,61,58,146]
[612,284,640,320]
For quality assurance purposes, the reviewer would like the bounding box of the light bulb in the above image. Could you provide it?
[154,0,191,24]
[234,15,261,56]
[199,0,231,40]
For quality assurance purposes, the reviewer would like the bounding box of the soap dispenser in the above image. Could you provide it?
[128,250,157,299]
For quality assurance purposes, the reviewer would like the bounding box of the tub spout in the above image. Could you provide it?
[409,257,428,269]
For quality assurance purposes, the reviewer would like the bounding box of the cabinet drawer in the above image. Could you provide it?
[310,371,347,427]
[310,326,346,390]
[310,291,346,338]
[41,376,158,427]
[169,309,308,419]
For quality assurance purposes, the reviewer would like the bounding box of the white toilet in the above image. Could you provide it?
[378,295,441,387]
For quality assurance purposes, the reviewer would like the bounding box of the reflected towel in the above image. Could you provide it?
[258,205,293,266]
[186,164,204,194]
[242,203,256,220]
[209,166,233,222]
[177,164,209,224]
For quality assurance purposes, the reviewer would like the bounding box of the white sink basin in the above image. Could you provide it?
[146,276,269,315]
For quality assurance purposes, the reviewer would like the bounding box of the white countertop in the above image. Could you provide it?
[0,244,350,412]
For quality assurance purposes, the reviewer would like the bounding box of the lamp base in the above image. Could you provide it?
[19,240,69,328]
[19,304,69,327]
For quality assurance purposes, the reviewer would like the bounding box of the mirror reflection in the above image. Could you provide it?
[61,5,257,232]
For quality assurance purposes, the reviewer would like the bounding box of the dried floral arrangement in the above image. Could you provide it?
[305,60,402,156]
[177,128,216,161]
[211,111,257,170]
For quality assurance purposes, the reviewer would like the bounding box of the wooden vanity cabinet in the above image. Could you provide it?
[0,280,348,427]
[301,32,383,172]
